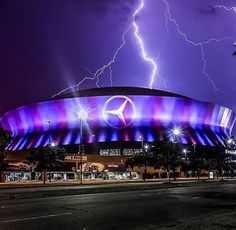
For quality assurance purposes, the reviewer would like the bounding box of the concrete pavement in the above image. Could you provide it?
[1,183,236,229]
[0,177,230,189]
[0,178,235,202]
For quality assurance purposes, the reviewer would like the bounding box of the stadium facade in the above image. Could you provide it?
[0,87,235,181]
[1,87,235,149]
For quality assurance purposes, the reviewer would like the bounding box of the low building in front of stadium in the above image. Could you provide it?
[0,87,235,182]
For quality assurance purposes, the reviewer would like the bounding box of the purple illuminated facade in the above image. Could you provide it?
[0,87,235,150]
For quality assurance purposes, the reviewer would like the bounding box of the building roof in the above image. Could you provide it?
[53,87,190,100]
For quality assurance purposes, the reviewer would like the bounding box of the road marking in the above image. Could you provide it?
[0,212,72,223]
[140,193,148,196]
[192,196,202,200]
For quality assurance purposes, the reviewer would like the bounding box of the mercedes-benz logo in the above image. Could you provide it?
[103,95,136,129]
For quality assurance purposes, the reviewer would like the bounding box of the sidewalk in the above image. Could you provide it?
[0,177,235,203]
[0,178,233,201]
[0,177,210,189]
[0,177,235,189]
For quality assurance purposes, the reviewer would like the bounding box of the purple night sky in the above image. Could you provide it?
[1,0,236,130]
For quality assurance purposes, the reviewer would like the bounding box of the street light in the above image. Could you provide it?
[139,135,144,153]
[171,127,182,149]
[183,148,187,159]
[226,137,235,178]
[171,127,181,181]
[143,144,149,182]
[192,143,199,180]
[78,110,88,185]
[46,120,57,147]
[50,141,56,147]
[144,144,149,151]
[227,138,233,145]
[46,120,52,145]
[172,127,181,143]
[45,120,56,184]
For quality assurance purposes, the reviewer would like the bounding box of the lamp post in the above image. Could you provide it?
[46,120,51,146]
[183,149,187,159]
[192,143,199,180]
[139,135,144,153]
[50,141,56,147]
[171,127,181,181]
[45,120,53,184]
[143,144,149,181]
[172,127,181,146]
[78,110,88,185]
[226,137,234,178]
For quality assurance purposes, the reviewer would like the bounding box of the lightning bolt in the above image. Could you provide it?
[162,0,233,92]
[215,5,236,13]
[132,0,158,89]
[53,0,165,98]
[52,24,132,98]
[94,24,133,87]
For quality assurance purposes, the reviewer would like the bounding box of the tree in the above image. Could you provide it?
[125,147,158,181]
[187,145,208,179]
[27,145,66,184]
[188,144,229,180]
[125,138,183,182]
[155,138,182,183]
[0,127,13,182]
[214,144,227,180]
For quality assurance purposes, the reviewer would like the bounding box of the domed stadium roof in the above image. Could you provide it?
[53,87,190,100]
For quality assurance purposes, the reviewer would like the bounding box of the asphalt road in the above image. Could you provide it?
[0,183,236,230]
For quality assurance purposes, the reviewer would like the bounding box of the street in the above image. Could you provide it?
[0,183,236,229]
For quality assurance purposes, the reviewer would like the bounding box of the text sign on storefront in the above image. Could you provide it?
[65,154,87,162]
[107,164,119,168]
[225,149,236,154]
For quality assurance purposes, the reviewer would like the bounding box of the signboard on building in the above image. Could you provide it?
[99,148,142,156]
[65,154,87,163]
[225,149,236,154]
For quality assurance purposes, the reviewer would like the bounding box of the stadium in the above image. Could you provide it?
[0,87,235,181]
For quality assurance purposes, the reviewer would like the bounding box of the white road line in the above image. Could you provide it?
[0,212,72,223]
[192,196,202,200]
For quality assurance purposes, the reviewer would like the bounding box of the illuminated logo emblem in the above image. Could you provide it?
[103,96,136,129]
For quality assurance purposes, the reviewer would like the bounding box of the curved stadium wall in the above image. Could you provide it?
[0,87,235,150]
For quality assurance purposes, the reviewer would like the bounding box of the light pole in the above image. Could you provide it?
[45,120,53,184]
[78,110,88,185]
[192,143,199,180]
[143,144,149,181]
[172,127,181,146]
[171,127,181,181]
[50,141,56,147]
[139,135,144,153]
[46,120,51,146]
[183,148,187,159]
[46,120,56,147]
[226,137,234,178]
